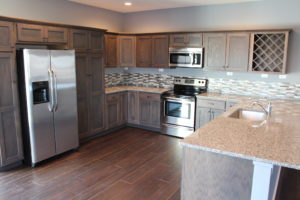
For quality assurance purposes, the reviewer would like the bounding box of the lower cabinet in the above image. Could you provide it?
[139,93,161,128]
[127,91,139,124]
[106,93,121,129]
[105,92,128,129]
[0,52,23,167]
[105,91,161,130]
[195,99,226,129]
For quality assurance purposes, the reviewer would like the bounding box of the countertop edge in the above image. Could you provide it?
[180,142,300,170]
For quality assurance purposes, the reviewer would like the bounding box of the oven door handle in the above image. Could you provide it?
[162,97,195,103]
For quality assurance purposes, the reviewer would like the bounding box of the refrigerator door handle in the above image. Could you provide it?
[53,70,58,111]
[48,69,55,112]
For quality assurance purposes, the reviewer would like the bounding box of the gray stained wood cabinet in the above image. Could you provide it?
[105,91,161,129]
[70,29,103,51]
[0,21,14,52]
[226,33,250,71]
[105,92,127,129]
[203,33,250,72]
[106,93,120,129]
[195,99,226,129]
[139,93,161,128]
[118,36,136,67]
[203,33,227,70]
[0,52,23,167]
[127,91,139,124]
[136,35,152,68]
[152,35,169,68]
[170,33,203,48]
[75,52,105,140]
[17,23,68,43]
[104,34,118,67]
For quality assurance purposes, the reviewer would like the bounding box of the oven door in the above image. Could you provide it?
[162,97,195,127]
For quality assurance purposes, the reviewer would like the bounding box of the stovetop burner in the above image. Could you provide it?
[163,77,208,97]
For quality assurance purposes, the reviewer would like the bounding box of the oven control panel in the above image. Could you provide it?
[174,78,207,87]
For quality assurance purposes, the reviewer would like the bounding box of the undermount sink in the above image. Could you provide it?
[228,109,267,121]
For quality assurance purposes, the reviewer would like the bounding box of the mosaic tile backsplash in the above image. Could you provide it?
[105,73,300,100]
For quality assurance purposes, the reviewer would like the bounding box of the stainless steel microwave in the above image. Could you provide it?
[169,47,203,68]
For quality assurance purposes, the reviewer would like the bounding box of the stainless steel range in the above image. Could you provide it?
[161,78,208,138]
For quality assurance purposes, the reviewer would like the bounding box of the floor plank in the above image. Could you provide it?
[0,127,182,200]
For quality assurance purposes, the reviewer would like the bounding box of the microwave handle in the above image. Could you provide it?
[190,53,194,65]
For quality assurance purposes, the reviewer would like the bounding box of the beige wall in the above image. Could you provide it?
[0,0,124,32]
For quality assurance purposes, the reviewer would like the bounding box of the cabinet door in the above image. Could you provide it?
[69,29,89,50]
[136,35,152,68]
[0,53,23,167]
[203,33,226,70]
[211,109,225,120]
[226,33,250,72]
[127,91,139,124]
[186,33,203,47]
[0,21,14,51]
[195,107,211,129]
[149,96,161,128]
[17,23,45,42]
[105,34,118,67]
[169,34,187,47]
[75,53,90,138]
[152,35,169,68]
[89,31,104,51]
[45,26,68,43]
[89,53,105,134]
[119,92,128,125]
[139,93,161,128]
[106,94,120,129]
[118,36,136,67]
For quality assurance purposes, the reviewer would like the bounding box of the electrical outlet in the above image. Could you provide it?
[279,75,287,79]
[261,74,269,79]
[226,72,233,76]
[158,68,164,72]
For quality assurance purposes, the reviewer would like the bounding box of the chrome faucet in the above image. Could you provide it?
[250,101,272,116]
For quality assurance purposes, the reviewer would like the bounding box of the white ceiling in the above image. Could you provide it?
[68,0,261,13]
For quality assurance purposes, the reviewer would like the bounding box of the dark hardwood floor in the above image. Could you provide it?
[0,127,182,200]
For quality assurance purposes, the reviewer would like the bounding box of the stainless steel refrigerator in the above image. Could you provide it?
[17,49,79,167]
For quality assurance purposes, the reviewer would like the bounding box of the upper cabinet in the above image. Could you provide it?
[203,33,227,70]
[105,34,118,67]
[17,23,68,44]
[170,33,202,48]
[203,33,250,72]
[225,33,250,72]
[249,31,289,74]
[136,35,152,68]
[118,35,136,67]
[70,29,104,51]
[152,34,169,68]
[0,21,14,51]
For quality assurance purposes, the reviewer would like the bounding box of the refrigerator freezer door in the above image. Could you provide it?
[23,49,56,164]
[50,50,79,154]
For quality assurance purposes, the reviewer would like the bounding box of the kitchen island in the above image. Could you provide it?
[181,94,300,200]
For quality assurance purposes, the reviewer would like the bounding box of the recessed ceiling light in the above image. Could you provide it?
[124,2,132,6]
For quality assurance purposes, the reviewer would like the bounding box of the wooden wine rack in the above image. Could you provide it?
[249,31,289,74]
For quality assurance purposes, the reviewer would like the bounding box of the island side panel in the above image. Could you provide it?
[181,146,254,200]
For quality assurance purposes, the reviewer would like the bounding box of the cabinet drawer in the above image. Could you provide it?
[106,93,120,102]
[197,99,226,110]
[139,93,160,101]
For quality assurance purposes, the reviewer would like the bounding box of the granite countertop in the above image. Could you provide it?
[182,93,300,170]
[105,86,170,94]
